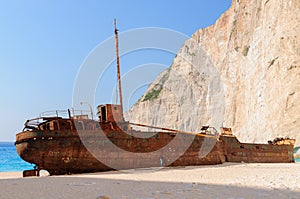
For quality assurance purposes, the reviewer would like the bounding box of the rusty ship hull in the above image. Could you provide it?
[15,118,226,175]
[15,111,294,176]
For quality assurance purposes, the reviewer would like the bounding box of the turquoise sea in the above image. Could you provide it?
[0,142,299,172]
[0,142,33,172]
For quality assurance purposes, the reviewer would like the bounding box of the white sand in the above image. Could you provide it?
[0,163,299,199]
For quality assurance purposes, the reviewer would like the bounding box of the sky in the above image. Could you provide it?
[0,0,231,141]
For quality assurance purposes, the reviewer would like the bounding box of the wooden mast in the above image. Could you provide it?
[114,19,123,114]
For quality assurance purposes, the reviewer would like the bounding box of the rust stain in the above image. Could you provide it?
[15,104,295,176]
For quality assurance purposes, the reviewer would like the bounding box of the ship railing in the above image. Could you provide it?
[23,109,93,131]
[23,117,49,131]
[39,109,92,119]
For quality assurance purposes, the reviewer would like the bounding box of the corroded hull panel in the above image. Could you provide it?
[16,130,225,175]
[16,134,110,175]
[16,127,294,175]
[220,136,294,163]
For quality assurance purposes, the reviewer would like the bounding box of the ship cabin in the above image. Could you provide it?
[97,104,124,123]
[36,116,90,132]
[23,104,126,133]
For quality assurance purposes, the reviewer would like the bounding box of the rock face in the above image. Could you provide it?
[127,0,300,146]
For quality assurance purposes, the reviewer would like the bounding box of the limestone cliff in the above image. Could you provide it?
[127,0,300,145]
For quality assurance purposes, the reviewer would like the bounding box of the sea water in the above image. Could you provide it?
[0,141,299,172]
[0,142,33,172]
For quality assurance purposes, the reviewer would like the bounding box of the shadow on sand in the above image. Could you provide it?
[0,175,299,199]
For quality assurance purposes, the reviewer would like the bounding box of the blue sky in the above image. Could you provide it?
[0,0,231,141]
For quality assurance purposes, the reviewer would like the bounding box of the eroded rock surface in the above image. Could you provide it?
[127,0,300,145]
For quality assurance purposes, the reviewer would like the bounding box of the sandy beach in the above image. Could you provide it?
[0,163,299,199]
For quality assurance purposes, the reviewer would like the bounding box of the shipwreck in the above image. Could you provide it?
[15,20,295,177]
